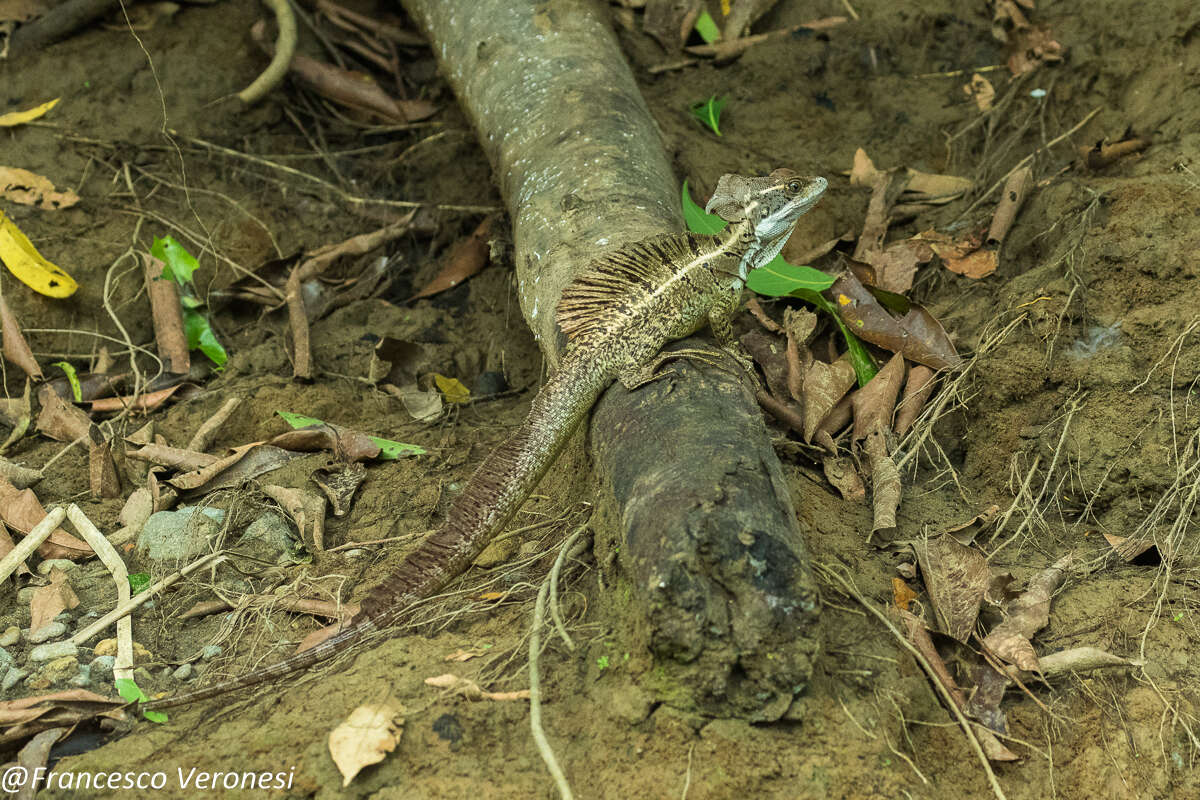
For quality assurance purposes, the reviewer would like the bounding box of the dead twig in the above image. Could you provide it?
[237,0,298,105]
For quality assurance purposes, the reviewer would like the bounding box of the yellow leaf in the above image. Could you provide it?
[432,373,470,404]
[0,210,78,297]
[0,98,60,127]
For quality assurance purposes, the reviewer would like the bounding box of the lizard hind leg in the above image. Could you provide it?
[617,346,728,391]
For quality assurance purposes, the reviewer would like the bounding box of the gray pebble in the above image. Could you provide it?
[16,587,35,605]
[29,621,68,644]
[172,663,195,681]
[29,641,78,662]
[68,665,92,688]
[201,645,223,661]
[0,646,11,670]
[2,666,27,691]
[342,548,367,559]
[89,655,115,683]
[0,626,18,647]
[36,559,78,575]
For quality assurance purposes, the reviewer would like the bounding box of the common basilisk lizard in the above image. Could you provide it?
[142,169,827,710]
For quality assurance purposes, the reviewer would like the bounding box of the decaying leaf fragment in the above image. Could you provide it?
[0,166,79,210]
[328,703,405,787]
[912,534,990,642]
[981,553,1073,671]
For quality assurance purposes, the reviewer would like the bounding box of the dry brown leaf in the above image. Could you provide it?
[89,384,181,413]
[269,423,380,463]
[312,463,367,518]
[892,577,918,611]
[34,384,90,443]
[964,73,996,112]
[1081,136,1151,170]
[740,330,791,401]
[328,703,405,787]
[143,253,190,375]
[849,148,887,187]
[88,427,121,498]
[261,484,327,552]
[0,294,42,379]
[0,166,79,210]
[981,553,1073,671]
[802,355,857,442]
[0,689,126,729]
[902,169,973,203]
[1101,533,1158,562]
[410,216,495,301]
[1007,25,1064,75]
[125,443,219,472]
[382,382,442,421]
[851,352,905,439]
[863,430,900,535]
[822,455,865,502]
[0,477,91,559]
[444,648,484,663]
[944,247,998,279]
[828,269,962,370]
[863,237,936,294]
[912,534,990,642]
[30,567,79,631]
[894,365,937,437]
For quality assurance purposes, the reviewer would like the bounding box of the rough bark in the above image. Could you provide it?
[401,0,820,718]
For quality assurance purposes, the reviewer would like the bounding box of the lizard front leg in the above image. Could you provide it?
[708,288,760,383]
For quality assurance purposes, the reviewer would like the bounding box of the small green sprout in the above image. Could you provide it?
[689,95,727,136]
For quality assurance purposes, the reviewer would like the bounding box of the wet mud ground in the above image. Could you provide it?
[2,0,1199,797]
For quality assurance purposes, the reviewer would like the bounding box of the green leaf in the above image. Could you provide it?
[128,573,151,595]
[694,10,720,43]
[183,309,227,367]
[150,236,200,286]
[746,261,837,296]
[801,290,878,387]
[369,436,426,459]
[681,180,727,235]
[688,95,726,136]
[115,678,168,723]
[276,411,426,458]
[51,361,82,402]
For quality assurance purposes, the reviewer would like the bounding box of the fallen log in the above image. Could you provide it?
[401,0,820,719]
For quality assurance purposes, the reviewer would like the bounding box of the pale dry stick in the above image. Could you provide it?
[956,108,1102,222]
[175,133,500,214]
[0,506,67,583]
[1130,317,1200,394]
[186,397,243,452]
[66,505,133,680]
[816,563,1008,800]
[836,693,878,739]
[547,528,590,651]
[989,394,1085,559]
[72,551,228,645]
[530,574,574,800]
[237,0,297,105]
[840,0,859,20]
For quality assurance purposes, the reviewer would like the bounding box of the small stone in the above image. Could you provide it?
[68,664,92,688]
[474,535,520,568]
[17,587,35,605]
[2,666,28,691]
[201,645,222,661]
[25,675,51,690]
[0,646,12,670]
[29,621,68,644]
[137,506,225,561]
[0,626,18,647]
[89,655,115,683]
[36,559,78,575]
[94,638,153,662]
[29,641,78,662]
[132,667,156,686]
[40,656,80,684]
[341,549,367,559]
[172,663,194,681]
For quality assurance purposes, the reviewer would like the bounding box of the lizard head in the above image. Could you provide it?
[706,169,827,279]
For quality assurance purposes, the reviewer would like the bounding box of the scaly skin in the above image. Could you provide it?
[142,170,826,710]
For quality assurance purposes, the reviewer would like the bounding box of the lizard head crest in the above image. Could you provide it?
[706,169,828,279]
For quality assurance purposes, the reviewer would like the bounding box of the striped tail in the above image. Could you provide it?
[143,346,610,710]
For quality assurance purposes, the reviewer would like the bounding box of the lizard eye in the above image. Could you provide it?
[786,180,802,195]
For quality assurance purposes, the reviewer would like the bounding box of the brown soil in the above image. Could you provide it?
[2,0,1198,798]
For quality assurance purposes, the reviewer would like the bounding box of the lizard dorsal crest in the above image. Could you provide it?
[555,234,705,342]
